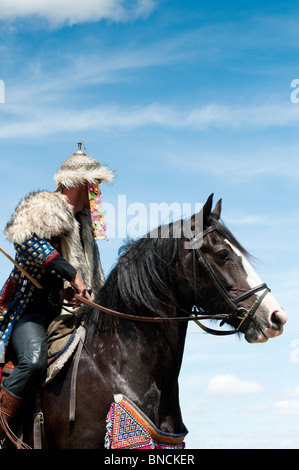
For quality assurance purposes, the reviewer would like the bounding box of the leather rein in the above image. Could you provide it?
[73,225,270,337]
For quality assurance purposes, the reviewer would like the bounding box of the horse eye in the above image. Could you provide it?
[217,249,230,261]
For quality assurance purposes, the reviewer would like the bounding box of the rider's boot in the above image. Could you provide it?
[0,385,23,436]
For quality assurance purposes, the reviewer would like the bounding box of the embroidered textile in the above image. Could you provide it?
[0,236,59,363]
[88,182,107,240]
[105,394,187,449]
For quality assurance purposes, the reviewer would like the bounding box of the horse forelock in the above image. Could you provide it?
[210,217,251,259]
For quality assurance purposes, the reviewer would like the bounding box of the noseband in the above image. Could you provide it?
[188,225,270,336]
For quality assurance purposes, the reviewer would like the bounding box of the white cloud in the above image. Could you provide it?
[166,141,299,183]
[184,102,299,130]
[273,400,299,415]
[272,387,299,415]
[0,0,156,26]
[3,90,299,141]
[0,104,173,137]
[204,374,264,396]
[2,101,299,140]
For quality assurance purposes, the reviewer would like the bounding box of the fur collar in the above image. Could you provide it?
[4,190,105,296]
[5,191,76,245]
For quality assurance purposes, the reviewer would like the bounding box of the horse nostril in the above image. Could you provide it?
[270,311,283,329]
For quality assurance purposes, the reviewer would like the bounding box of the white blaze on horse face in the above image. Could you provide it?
[225,240,287,339]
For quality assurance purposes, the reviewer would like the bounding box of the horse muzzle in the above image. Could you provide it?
[246,299,287,344]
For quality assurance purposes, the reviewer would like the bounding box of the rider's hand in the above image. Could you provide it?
[69,272,92,309]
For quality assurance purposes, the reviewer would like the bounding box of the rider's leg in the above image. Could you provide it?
[3,313,48,398]
[0,313,48,435]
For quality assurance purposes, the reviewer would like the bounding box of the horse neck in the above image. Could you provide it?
[85,307,188,434]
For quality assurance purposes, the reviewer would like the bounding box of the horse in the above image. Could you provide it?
[19,194,287,449]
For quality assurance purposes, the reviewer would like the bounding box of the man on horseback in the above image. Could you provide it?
[0,142,114,437]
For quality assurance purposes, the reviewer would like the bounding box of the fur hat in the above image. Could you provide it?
[54,142,115,188]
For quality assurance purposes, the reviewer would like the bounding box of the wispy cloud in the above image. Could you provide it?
[0,0,156,26]
[166,141,299,183]
[2,100,299,139]
[273,400,299,415]
[204,374,264,396]
[2,7,299,142]
[272,386,299,415]
[2,33,192,105]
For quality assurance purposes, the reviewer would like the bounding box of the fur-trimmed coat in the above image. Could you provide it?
[0,190,105,362]
[5,190,105,291]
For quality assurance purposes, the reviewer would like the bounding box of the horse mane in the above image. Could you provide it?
[96,220,184,322]
[90,215,250,328]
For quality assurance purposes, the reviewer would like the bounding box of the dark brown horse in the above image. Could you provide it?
[20,195,287,448]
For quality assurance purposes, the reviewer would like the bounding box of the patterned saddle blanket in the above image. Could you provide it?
[105,394,188,449]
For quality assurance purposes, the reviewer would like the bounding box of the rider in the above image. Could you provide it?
[0,142,114,435]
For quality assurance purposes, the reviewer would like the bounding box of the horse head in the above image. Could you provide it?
[183,194,287,343]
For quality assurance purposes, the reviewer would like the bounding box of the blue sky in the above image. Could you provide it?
[0,0,299,449]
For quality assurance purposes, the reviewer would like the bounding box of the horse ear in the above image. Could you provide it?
[189,193,213,235]
[211,199,222,220]
[202,193,214,223]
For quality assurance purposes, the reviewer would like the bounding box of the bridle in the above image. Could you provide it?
[0,222,270,337]
[73,224,270,337]
[186,225,270,336]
